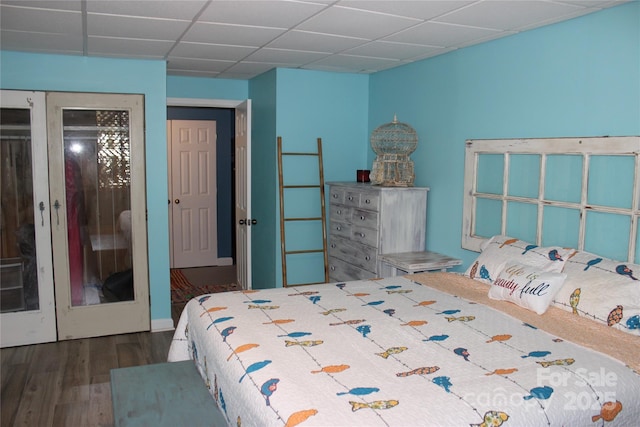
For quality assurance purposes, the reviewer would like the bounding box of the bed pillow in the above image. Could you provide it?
[488,262,567,315]
[465,235,571,284]
[552,251,640,336]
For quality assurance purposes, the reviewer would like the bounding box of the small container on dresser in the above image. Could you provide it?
[327,182,429,282]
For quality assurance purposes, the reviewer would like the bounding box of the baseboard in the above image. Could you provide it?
[215,257,233,266]
[151,318,175,332]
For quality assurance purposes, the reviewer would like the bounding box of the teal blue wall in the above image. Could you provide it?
[273,69,369,287]
[369,2,640,270]
[0,51,171,322]
[248,70,278,289]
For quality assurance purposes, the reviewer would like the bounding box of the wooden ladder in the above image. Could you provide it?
[277,137,329,287]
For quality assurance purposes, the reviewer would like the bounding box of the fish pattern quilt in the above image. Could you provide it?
[168,276,640,426]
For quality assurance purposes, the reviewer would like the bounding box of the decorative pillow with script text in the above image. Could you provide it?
[489,262,567,315]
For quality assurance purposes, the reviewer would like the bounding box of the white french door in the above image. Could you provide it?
[47,92,150,340]
[235,100,252,290]
[168,120,218,268]
[0,90,56,347]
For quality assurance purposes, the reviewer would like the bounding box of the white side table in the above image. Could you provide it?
[379,251,462,277]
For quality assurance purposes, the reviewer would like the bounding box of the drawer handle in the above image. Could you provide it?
[330,244,336,248]
[360,215,365,221]
[365,256,370,261]
[337,209,342,214]
[332,194,338,198]
[330,266,335,271]
[365,199,371,204]
[358,232,365,238]
[348,196,354,201]
[336,226,342,231]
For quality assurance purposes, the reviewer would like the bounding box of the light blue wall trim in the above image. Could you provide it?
[0,51,171,322]
[369,2,640,269]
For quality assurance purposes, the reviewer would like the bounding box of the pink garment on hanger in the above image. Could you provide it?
[65,157,84,306]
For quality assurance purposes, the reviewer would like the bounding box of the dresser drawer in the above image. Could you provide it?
[329,204,351,221]
[351,224,378,247]
[329,188,345,204]
[330,219,351,239]
[328,236,377,272]
[328,256,376,282]
[351,208,378,230]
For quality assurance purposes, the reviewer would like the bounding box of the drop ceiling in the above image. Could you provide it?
[0,0,629,80]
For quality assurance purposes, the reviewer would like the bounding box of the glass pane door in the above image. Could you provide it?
[1,90,56,347]
[62,109,134,306]
[48,92,149,340]
[1,108,39,311]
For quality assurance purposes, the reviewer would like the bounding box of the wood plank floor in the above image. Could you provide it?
[1,313,182,427]
[0,264,232,427]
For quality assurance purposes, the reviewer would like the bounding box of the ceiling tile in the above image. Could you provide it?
[88,36,174,57]
[384,21,502,47]
[343,40,444,61]
[87,13,190,40]
[297,5,421,39]
[170,42,257,61]
[243,48,329,65]
[267,30,367,53]
[183,22,285,46]
[434,1,583,30]
[87,0,207,20]
[310,53,400,72]
[1,0,81,10]
[223,61,283,75]
[199,0,326,27]
[338,0,476,20]
[0,4,82,34]
[0,29,83,53]
[167,56,234,73]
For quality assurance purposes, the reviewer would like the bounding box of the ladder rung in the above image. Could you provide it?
[284,217,322,222]
[283,185,320,189]
[285,249,324,255]
[281,152,319,156]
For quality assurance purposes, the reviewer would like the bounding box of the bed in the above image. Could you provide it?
[168,236,640,427]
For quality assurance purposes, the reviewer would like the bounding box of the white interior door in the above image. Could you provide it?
[235,100,252,290]
[0,90,57,347]
[169,120,218,268]
[47,92,150,340]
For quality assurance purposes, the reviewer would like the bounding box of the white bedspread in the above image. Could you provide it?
[168,276,640,426]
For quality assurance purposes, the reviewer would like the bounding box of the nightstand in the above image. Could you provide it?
[379,251,462,277]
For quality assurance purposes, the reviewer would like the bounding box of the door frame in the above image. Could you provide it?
[166,98,251,284]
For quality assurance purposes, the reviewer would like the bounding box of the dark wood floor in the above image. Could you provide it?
[1,303,185,427]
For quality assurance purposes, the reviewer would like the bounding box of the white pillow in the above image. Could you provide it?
[552,251,640,335]
[465,235,571,284]
[489,262,567,315]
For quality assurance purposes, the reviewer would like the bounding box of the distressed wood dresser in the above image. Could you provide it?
[327,182,429,281]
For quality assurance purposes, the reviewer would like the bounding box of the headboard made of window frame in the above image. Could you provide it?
[462,136,640,264]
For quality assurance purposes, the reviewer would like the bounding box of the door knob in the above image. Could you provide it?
[251,219,257,225]
[239,219,246,225]
[174,199,180,204]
